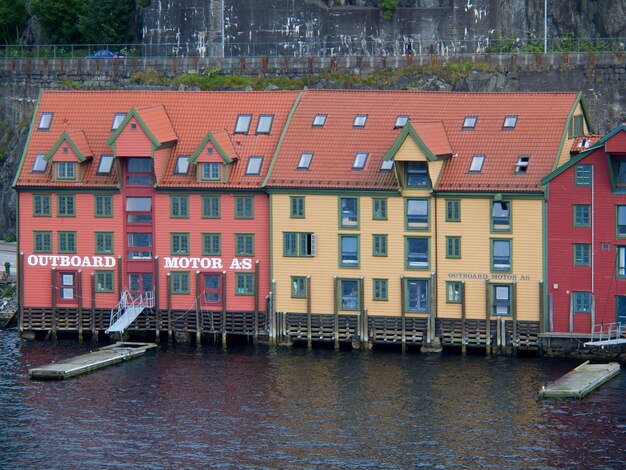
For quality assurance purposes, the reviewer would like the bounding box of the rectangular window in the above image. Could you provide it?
[171,272,190,294]
[235,273,255,295]
[615,161,626,186]
[202,233,221,256]
[573,291,592,313]
[617,246,626,278]
[339,197,358,228]
[515,156,529,173]
[291,276,307,298]
[290,196,305,218]
[352,152,368,170]
[406,199,429,230]
[203,274,221,303]
[462,116,477,129]
[395,116,409,128]
[353,115,367,128]
[406,279,429,313]
[112,113,126,130]
[573,114,584,137]
[256,115,274,134]
[573,204,590,227]
[380,159,394,171]
[298,152,313,170]
[406,161,429,187]
[446,236,461,258]
[283,232,316,257]
[57,194,76,217]
[340,279,359,310]
[202,196,220,218]
[373,279,388,301]
[234,114,252,134]
[174,156,190,175]
[245,156,263,176]
[33,194,51,216]
[312,114,326,127]
[574,243,591,266]
[575,164,592,186]
[446,200,460,222]
[373,198,387,220]
[56,162,75,180]
[170,196,189,218]
[235,196,254,219]
[492,201,511,232]
[34,231,52,253]
[617,206,626,237]
[201,162,221,181]
[503,115,518,129]
[446,281,462,304]
[492,239,511,272]
[32,154,48,173]
[58,231,76,253]
[38,112,53,130]
[469,155,485,172]
[492,285,511,316]
[171,233,190,255]
[235,234,254,256]
[59,272,75,300]
[406,237,429,269]
[95,195,113,217]
[95,232,113,254]
[340,235,359,268]
[373,234,388,257]
[95,271,114,293]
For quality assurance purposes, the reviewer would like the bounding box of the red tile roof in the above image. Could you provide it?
[135,104,178,145]
[570,135,602,154]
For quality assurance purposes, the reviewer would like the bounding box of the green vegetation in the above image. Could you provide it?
[129,69,171,86]
[378,0,397,21]
[3,232,15,243]
[0,0,28,44]
[487,34,610,54]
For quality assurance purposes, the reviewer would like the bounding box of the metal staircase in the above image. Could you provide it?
[106,290,155,334]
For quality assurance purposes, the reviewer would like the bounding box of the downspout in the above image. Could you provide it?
[591,164,595,330]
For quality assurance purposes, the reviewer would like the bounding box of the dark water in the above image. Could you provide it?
[0,330,624,469]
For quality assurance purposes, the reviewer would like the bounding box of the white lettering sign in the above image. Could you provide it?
[163,257,251,271]
[26,254,116,268]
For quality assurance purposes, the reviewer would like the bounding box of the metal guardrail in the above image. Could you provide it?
[589,322,625,343]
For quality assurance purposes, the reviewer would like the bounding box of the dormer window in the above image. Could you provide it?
[615,160,626,186]
[98,155,114,174]
[395,116,409,128]
[175,156,190,175]
[503,115,518,129]
[32,154,47,173]
[245,156,263,175]
[312,114,327,128]
[56,162,76,180]
[515,156,530,173]
[353,115,367,128]
[112,113,126,130]
[352,152,368,170]
[406,161,429,187]
[298,152,313,170]
[462,116,477,130]
[38,113,53,130]
[380,160,394,171]
[256,115,273,134]
[469,155,485,172]
[201,162,221,181]
[235,114,252,134]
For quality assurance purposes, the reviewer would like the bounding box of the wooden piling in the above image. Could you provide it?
[154,256,160,343]
[254,261,260,343]
[77,270,83,342]
[511,282,518,355]
[333,276,339,350]
[485,279,491,356]
[51,267,57,341]
[90,272,97,342]
[18,253,24,334]
[195,270,201,345]
[221,271,227,347]
[461,281,466,355]
[166,273,172,342]
[306,275,312,349]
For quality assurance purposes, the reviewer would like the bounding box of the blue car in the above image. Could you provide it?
[86,49,126,59]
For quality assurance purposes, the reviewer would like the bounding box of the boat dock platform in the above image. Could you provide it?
[29,342,157,380]
[539,361,621,398]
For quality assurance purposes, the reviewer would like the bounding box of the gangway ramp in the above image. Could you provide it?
[105,290,154,334]
[584,322,626,347]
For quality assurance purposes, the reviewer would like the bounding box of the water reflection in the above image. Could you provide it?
[1,331,624,469]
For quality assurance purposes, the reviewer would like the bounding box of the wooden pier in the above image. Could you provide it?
[539,361,621,398]
[28,342,157,380]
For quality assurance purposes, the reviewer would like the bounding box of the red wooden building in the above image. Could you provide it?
[543,124,626,334]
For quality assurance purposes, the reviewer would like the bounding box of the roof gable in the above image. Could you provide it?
[44,130,92,163]
[189,130,237,164]
[384,121,452,162]
[105,105,177,149]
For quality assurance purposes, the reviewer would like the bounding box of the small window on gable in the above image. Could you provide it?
[395,116,409,128]
[313,114,327,128]
[38,112,53,130]
[515,156,530,173]
[175,156,190,175]
[98,155,114,174]
[352,152,368,170]
[462,116,477,130]
[235,114,252,134]
[470,155,485,173]
[353,115,367,128]
[380,160,394,171]
[256,114,274,134]
[112,113,126,130]
[298,152,313,170]
[503,115,518,129]
[246,156,263,176]
[32,154,47,173]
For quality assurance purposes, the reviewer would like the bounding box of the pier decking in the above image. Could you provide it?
[28,342,157,380]
[539,361,621,398]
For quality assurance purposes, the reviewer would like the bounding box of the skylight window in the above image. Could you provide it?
[462,116,477,130]
[98,154,114,174]
[352,152,368,170]
[503,115,518,129]
[234,114,252,134]
[175,156,190,175]
[380,159,394,171]
[469,155,485,172]
[32,154,47,173]
[515,156,530,173]
[256,115,274,134]
[112,113,126,130]
[38,112,53,130]
[298,152,313,170]
[353,115,367,128]
[312,114,327,128]
[395,116,409,128]
[245,156,263,175]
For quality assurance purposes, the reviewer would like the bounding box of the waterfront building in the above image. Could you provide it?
[542,124,626,336]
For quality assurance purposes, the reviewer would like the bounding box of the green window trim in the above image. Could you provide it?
[338,196,359,229]
[283,232,316,257]
[33,194,51,217]
[492,284,512,316]
[491,238,512,272]
[55,161,76,181]
[200,162,221,181]
[406,198,430,231]
[170,271,190,294]
[445,200,460,222]
[291,276,307,298]
[573,243,591,266]
[573,291,592,313]
[235,196,254,219]
[202,196,221,219]
[33,231,52,253]
[57,194,76,217]
[58,231,77,254]
[373,278,388,301]
[339,278,360,311]
[235,273,255,296]
[491,200,511,233]
[575,164,592,186]
[573,204,590,227]
[290,196,305,218]
[446,281,462,304]
[617,205,626,238]
[235,233,255,256]
[95,232,114,254]
[372,198,388,220]
[170,195,189,218]
[339,234,360,268]
[372,234,388,257]
[202,233,221,256]
[171,233,190,256]
[94,195,113,217]
[405,236,430,270]
[95,270,114,293]
[446,236,461,259]
[617,246,626,278]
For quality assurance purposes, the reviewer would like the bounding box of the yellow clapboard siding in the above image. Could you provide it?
[556,103,588,167]
[394,137,427,162]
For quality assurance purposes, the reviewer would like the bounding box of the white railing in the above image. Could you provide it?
[109,290,155,327]
[589,322,625,343]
